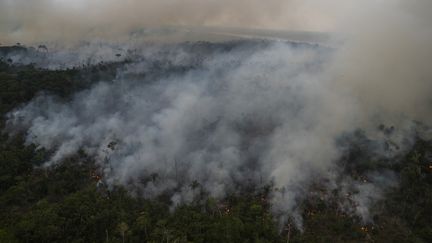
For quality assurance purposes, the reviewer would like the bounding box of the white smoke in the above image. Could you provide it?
[0,41,131,69]
[4,0,432,228]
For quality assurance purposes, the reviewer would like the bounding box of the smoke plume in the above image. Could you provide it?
[4,0,432,228]
[0,0,347,44]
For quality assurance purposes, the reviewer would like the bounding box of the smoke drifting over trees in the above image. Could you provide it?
[2,0,432,232]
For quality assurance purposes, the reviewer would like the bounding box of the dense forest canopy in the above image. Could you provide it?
[1,0,431,242]
[0,43,431,242]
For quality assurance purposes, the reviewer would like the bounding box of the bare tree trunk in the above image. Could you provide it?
[286,223,291,243]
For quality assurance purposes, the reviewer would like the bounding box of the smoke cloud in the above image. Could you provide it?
[0,0,348,44]
[4,0,432,228]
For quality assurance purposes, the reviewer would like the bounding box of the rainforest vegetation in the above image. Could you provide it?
[0,45,431,243]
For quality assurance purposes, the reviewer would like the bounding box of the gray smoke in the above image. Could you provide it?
[0,0,347,44]
[4,0,432,229]
[0,41,131,69]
